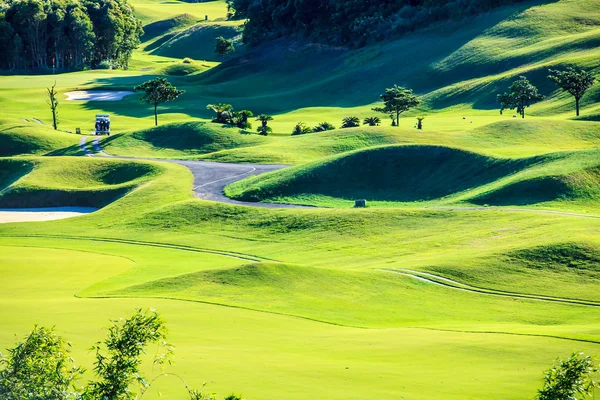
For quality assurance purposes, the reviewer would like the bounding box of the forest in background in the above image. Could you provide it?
[227,0,529,46]
[0,0,142,71]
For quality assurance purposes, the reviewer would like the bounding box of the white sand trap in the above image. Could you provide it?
[65,90,135,101]
[0,207,97,223]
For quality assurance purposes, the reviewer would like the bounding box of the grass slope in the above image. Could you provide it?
[0,157,164,208]
[0,119,82,157]
[100,121,269,158]
[225,145,537,202]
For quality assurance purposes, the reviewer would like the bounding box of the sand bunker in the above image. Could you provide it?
[65,91,135,101]
[0,207,97,223]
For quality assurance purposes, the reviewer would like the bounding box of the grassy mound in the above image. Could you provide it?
[0,157,163,208]
[150,22,241,61]
[226,145,536,203]
[472,165,600,206]
[141,13,197,43]
[161,61,207,76]
[0,159,34,191]
[0,120,81,156]
[505,242,600,273]
[100,121,268,158]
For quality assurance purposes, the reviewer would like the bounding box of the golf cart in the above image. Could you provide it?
[95,114,111,136]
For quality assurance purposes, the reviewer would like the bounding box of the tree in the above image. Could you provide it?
[416,116,424,130]
[233,109,253,129]
[214,36,234,59]
[373,85,420,127]
[135,78,184,126]
[207,103,233,123]
[0,326,83,399]
[363,116,381,126]
[313,121,335,132]
[341,116,360,128]
[549,67,596,117]
[292,122,313,135]
[497,76,543,119]
[537,353,597,400]
[256,114,273,136]
[47,81,59,130]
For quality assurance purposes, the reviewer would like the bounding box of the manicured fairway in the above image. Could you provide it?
[1,240,600,400]
[2,0,600,398]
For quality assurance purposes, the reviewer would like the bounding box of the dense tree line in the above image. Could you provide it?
[0,0,142,71]
[227,0,529,46]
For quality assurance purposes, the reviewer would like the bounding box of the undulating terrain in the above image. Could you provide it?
[1,0,600,398]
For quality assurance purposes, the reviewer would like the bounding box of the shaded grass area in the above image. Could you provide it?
[0,119,82,157]
[0,157,164,208]
[224,144,600,211]
[225,145,539,202]
[100,121,269,158]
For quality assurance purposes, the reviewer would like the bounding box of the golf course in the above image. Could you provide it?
[1,0,600,398]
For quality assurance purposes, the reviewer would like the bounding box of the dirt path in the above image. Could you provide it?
[384,269,600,307]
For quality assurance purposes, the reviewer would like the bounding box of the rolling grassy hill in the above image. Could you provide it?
[0,157,165,208]
[2,0,600,398]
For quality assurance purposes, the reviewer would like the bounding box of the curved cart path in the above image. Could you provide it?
[81,136,310,209]
[384,269,600,307]
[80,136,600,216]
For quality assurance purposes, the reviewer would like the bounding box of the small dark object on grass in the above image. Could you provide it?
[355,199,367,208]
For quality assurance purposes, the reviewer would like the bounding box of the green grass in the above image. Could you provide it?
[0,157,165,208]
[100,121,270,158]
[2,0,600,398]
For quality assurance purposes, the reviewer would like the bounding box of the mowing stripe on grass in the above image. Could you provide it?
[0,234,278,262]
[384,269,600,307]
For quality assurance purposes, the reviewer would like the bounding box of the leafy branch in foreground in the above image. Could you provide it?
[537,352,597,400]
[0,326,83,399]
[0,309,239,400]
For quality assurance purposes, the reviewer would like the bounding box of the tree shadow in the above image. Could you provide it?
[78,0,560,119]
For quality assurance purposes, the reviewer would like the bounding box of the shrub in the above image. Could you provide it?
[363,116,381,126]
[96,60,113,70]
[292,122,313,135]
[182,57,194,64]
[313,122,336,132]
[257,125,272,136]
[341,116,360,128]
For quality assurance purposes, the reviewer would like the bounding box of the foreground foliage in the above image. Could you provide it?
[537,353,597,400]
[0,309,239,400]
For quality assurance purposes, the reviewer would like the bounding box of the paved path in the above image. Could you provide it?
[80,136,310,209]
[78,136,600,215]
[384,269,600,307]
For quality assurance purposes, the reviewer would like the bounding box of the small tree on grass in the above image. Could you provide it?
[537,352,597,400]
[292,122,313,135]
[135,78,184,126]
[256,114,273,136]
[313,121,335,132]
[497,76,543,119]
[416,116,424,130]
[363,116,381,126]
[373,85,420,127]
[549,67,596,117]
[47,81,59,130]
[215,36,234,60]
[207,103,233,124]
[341,116,360,128]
